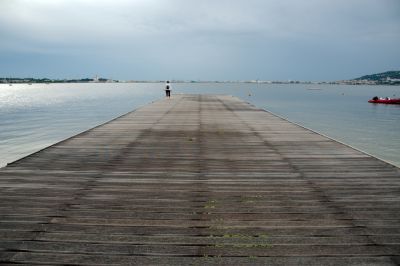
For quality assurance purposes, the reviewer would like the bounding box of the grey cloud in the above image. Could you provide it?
[2,0,399,43]
[0,0,399,80]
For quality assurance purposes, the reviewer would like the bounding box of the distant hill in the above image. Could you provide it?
[353,71,400,84]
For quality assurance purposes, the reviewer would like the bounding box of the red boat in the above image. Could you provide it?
[368,97,400,104]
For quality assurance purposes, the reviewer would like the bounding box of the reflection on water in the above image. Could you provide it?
[0,83,162,167]
[0,83,399,167]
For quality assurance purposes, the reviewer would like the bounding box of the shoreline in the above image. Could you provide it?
[1,81,399,86]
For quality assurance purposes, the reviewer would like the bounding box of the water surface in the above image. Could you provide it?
[0,83,399,167]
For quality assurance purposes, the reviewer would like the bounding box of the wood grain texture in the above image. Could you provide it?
[1,94,399,265]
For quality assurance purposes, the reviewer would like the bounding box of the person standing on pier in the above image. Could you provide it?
[165,80,171,98]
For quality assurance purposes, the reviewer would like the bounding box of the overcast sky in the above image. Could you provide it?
[0,0,399,81]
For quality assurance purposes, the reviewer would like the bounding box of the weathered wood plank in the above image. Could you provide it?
[1,94,399,265]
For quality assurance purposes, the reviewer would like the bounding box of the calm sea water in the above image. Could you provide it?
[0,83,399,167]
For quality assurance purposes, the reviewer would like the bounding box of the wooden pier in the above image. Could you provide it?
[1,94,400,265]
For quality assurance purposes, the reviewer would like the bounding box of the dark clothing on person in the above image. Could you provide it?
[165,84,171,98]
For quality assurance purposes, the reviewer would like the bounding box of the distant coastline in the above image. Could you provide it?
[1,71,399,85]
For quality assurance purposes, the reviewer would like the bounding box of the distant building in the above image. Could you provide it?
[387,77,400,82]
[91,75,99,82]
